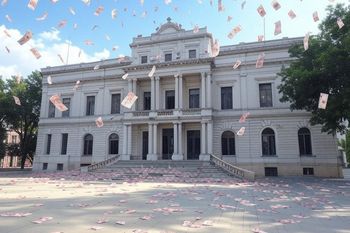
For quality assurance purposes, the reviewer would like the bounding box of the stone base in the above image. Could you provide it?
[80,166,88,173]
[199,154,210,161]
[120,154,131,160]
[147,154,158,161]
[172,154,184,161]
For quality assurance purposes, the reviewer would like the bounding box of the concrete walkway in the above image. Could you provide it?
[0,173,349,233]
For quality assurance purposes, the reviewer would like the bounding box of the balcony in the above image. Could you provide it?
[132,111,150,117]
[182,108,201,116]
[157,109,173,116]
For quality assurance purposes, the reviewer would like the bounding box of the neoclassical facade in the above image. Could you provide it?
[33,19,342,177]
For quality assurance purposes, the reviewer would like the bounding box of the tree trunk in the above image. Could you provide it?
[20,154,26,169]
[10,156,13,167]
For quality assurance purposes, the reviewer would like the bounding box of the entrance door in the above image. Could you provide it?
[142,131,148,160]
[162,128,174,160]
[187,130,200,160]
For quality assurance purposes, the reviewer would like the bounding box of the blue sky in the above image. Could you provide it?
[0,0,349,77]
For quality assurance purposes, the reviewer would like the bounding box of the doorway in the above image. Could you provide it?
[142,131,148,160]
[187,130,200,160]
[162,128,174,160]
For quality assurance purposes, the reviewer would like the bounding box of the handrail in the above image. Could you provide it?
[157,110,173,116]
[87,154,120,172]
[132,111,150,117]
[182,108,201,115]
[209,154,255,181]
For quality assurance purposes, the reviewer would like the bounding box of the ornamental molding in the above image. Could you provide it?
[155,17,184,35]
[297,120,310,128]
[261,120,272,128]
[217,121,236,132]
[123,58,214,72]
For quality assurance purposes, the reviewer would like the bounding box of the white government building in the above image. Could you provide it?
[33,19,343,177]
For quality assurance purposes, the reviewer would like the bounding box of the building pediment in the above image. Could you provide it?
[154,17,184,35]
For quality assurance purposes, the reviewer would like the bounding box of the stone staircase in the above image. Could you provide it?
[93,160,238,183]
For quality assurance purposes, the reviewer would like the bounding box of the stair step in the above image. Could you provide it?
[89,159,239,181]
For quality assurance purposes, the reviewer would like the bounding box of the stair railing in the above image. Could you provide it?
[85,155,120,172]
[209,154,255,181]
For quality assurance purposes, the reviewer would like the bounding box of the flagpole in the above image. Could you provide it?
[66,39,71,65]
[263,17,266,41]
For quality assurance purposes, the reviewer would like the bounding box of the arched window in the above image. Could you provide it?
[262,128,276,156]
[298,128,312,155]
[221,131,235,155]
[83,134,93,155]
[109,133,119,155]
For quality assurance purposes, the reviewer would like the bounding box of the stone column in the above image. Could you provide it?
[172,122,183,160]
[206,72,211,108]
[151,77,155,110]
[207,121,213,155]
[127,124,132,158]
[153,123,158,158]
[179,75,183,109]
[122,124,127,155]
[155,76,160,110]
[128,79,133,92]
[178,122,183,156]
[175,76,179,109]
[200,122,210,161]
[148,123,153,155]
[121,124,130,160]
[201,72,206,109]
[173,123,178,155]
[132,79,137,111]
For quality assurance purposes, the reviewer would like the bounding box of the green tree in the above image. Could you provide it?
[278,4,350,134]
[0,79,7,163]
[2,71,42,169]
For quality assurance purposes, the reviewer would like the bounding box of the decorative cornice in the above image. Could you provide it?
[41,60,132,76]
[219,37,303,56]
[129,33,213,48]
[123,57,215,72]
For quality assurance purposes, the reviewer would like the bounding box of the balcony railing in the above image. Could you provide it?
[210,154,255,181]
[182,108,201,115]
[157,110,173,116]
[132,111,150,117]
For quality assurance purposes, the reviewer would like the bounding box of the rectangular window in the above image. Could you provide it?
[165,53,172,62]
[48,101,55,118]
[57,163,63,171]
[62,98,70,118]
[259,83,273,107]
[221,87,233,110]
[61,133,68,155]
[189,88,200,108]
[46,134,52,155]
[165,90,175,109]
[144,92,151,110]
[86,96,95,116]
[262,135,276,156]
[265,167,278,177]
[111,94,121,114]
[42,163,48,170]
[141,55,148,64]
[189,49,196,59]
[303,167,314,175]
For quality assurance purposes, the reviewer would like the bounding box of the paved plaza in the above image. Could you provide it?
[0,172,350,233]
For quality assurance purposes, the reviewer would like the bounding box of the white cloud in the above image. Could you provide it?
[0,25,111,79]
[39,28,61,42]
